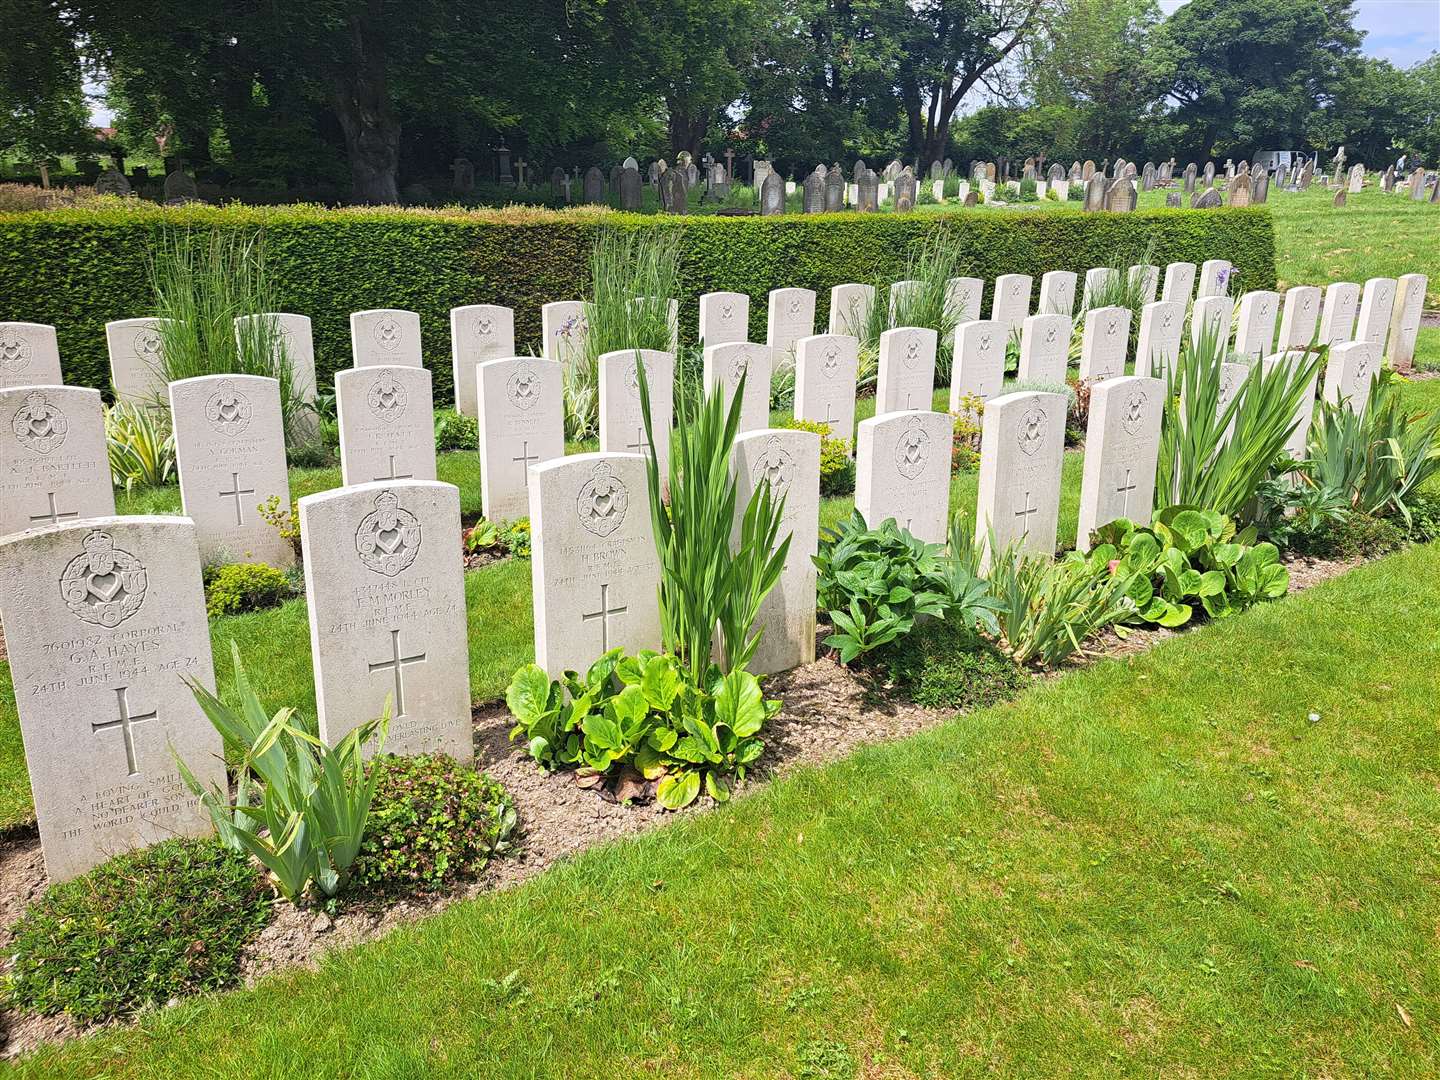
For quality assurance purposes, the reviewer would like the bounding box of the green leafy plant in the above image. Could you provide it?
[257,494,302,560]
[986,543,1137,667]
[875,619,1027,711]
[203,562,291,617]
[5,838,271,1022]
[178,642,389,902]
[350,754,517,895]
[464,517,529,559]
[105,400,176,491]
[781,417,854,495]
[855,233,967,389]
[498,517,532,557]
[951,396,984,472]
[433,408,478,451]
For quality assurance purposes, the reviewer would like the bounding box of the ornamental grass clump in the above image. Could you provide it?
[856,234,965,388]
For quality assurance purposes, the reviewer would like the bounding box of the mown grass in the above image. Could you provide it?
[10,540,1440,1077]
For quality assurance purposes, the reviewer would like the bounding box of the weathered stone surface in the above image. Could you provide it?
[794,334,859,445]
[105,317,169,406]
[1076,375,1164,549]
[1134,301,1185,379]
[598,349,674,483]
[703,342,772,433]
[449,305,515,418]
[1078,306,1131,381]
[1,386,114,536]
[0,322,63,390]
[760,172,785,215]
[699,291,750,347]
[855,410,952,544]
[336,366,437,487]
[350,309,423,368]
[974,391,1068,569]
[477,357,565,522]
[1016,313,1072,385]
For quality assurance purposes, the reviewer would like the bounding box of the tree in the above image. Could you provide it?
[0,0,92,185]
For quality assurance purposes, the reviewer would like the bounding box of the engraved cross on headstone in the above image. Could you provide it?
[1115,469,1138,516]
[1014,491,1039,535]
[625,426,648,455]
[511,440,540,474]
[367,628,427,719]
[582,583,628,651]
[218,471,256,526]
[93,686,158,777]
[29,491,79,526]
[374,454,413,482]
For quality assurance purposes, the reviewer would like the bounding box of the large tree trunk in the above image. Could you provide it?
[667,102,708,160]
[332,9,400,204]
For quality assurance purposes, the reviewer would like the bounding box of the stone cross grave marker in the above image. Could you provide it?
[828,284,875,336]
[698,291,750,347]
[1134,301,1185,379]
[1323,341,1379,414]
[351,309,422,368]
[1276,286,1322,351]
[1017,313,1072,384]
[1039,271,1077,316]
[0,322,63,390]
[950,319,1007,415]
[1079,306,1132,381]
[1318,282,1361,345]
[875,327,937,412]
[767,288,817,364]
[234,313,319,443]
[1386,274,1428,369]
[0,518,222,881]
[105,317,170,407]
[1,386,114,536]
[1197,260,1232,298]
[1076,376,1164,549]
[794,334,859,447]
[300,481,471,759]
[529,453,661,678]
[598,349,674,482]
[1355,277,1397,349]
[170,375,294,567]
[449,305,515,418]
[990,274,1032,334]
[337,365,437,487]
[974,391,1067,570]
[703,342,772,433]
[541,300,589,369]
[477,357,565,523]
[855,410,952,544]
[1233,291,1280,361]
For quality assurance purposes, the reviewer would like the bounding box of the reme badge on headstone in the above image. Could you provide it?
[204,379,252,437]
[373,315,404,353]
[507,365,543,411]
[752,435,796,497]
[1122,391,1148,436]
[12,390,68,454]
[1018,405,1049,456]
[0,326,33,374]
[367,369,408,423]
[895,416,931,479]
[355,489,422,577]
[576,461,629,538]
[60,530,148,627]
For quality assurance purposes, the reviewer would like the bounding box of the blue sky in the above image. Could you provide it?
[1158,0,1440,66]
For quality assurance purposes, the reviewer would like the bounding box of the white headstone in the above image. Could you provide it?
[875,327,937,413]
[1038,271,1077,316]
[946,277,985,323]
[449,305,515,417]
[598,349,674,482]
[698,291,750,347]
[855,410,952,544]
[1318,282,1361,345]
[0,518,222,882]
[1127,264,1160,305]
[350,309,422,368]
[1017,313,1072,384]
[529,452,661,678]
[1276,286,1322,350]
[1215,360,1251,446]
[949,319,1007,413]
[1191,296,1235,349]
[1,386,114,536]
[234,313,319,443]
[731,430,821,675]
[1233,290,1279,361]
[1082,267,1117,309]
[974,390,1067,569]
[1262,351,1320,463]
[1078,306,1131,381]
[1076,375,1164,549]
[337,365,437,487]
[1161,262,1197,304]
[477,357,565,522]
[766,288,817,362]
[0,322,63,390]
[299,481,471,759]
[105,317,169,406]
[990,274,1033,333]
[888,279,921,321]
[1134,301,1185,379]
[1323,341,1379,414]
[794,334,859,444]
[541,300,589,368]
[828,284,875,336]
[703,342,772,433]
[1387,274,1428,367]
[1355,277,1397,348]
[1196,260,1232,298]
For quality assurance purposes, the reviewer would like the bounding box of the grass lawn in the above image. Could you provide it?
[10,537,1440,1077]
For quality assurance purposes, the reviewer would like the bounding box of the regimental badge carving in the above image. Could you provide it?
[622,354,652,398]
[367,369,408,424]
[1161,309,1175,331]
[355,490,422,577]
[1353,351,1373,381]
[902,332,922,370]
[788,296,803,317]
[979,330,994,352]
[1106,315,1120,337]
[12,390,68,454]
[204,379,252,437]
[821,344,841,378]
[894,416,931,479]
[1045,323,1059,346]
[1017,404,1049,456]
[720,302,735,321]
[474,313,494,339]
[372,315,404,353]
[133,326,162,361]
[1301,294,1314,313]
[0,325,33,374]
[60,531,147,627]
[752,435,796,497]
[1121,391,1148,436]
[728,350,749,382]
[576,461,629,538]
[507,364,543,411]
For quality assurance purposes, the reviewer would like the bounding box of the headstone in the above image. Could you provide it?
[1276,286,1322,351]
[1141,162,1156,191]
[1216,361,1250,439]
[1250,170,1269,203]
[825,168,844,211]
[1016,313,1072,385]
[767,288,817,363]
[541,300,589,368]
[1355,277,1397,348]
[660,168,687,214]
[1134,301,1185,379]
[974,391,1067,569]
[858,168,879,211]
[529,453,662,679]
[1076,375,1164,550]
[990,274,1033,334]
[1048,163,1065,185]
[477,357,565,522]
[1070,161,1082,183]
[703,342,772,433]
[1161,262,1197,304]
[855,410,952,544]
[1082,160,1095,181]
[949,320,1007,414]
[448,305,515,418]
[351,309,422,368]
[234,313,319,443]
[1128,264,1160,305]
[803,169,825,213]
[1078,306,1131,381]
[1190,296,1234,350]
[1319,282,1361,345]
[0,518,223,881]
[946,277,985,324]
[1082,267,1117,309]
[893,168,917,211]
[794,334,859,444]
[1323,341,1379,414]
[618,167,642,210]
[730,430,822,674]
[1262,351,1320,463]
[622,156,639,171]
[1233,290,1279,361]
[1191,188,1222,209]
[162,170,199,205]
[699,291,750,346]
[1083,174,1107,211]
[1408,167,1426,200]
[888,279,920,321]
[1226,174,1250,207]
[1431,177,1440,204]
[94,168,131,196]
[336,366,437,487]
[1,386,114,536]
[1166,193,1182,208]
[875,327,937,413]
[1386,274,1428,369]
[963,191,978,207]
[1106,179,1137,212]
[598,348,674,482]
[828,283,875,336]
[1348,164,1364,193]
[1203,161,1215,186]
[629,296,680,352]
[105,317,169,406]
[1196,259,1232,298]
[169,375,293,567]
[1333,189,1347,208]
[552,166,567,196]
[1183,163,1197,192]
[0,321,63,391]
[452,157,476,194]
[582,166,605,204]
[1381,165,1395,192]
[931,178,946,203]
[1038,271,1077,316]
[760,172,785,216]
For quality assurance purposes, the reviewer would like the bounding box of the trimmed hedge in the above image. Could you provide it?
[0,203,1276,407]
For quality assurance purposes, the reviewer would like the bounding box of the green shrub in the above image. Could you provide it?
[203,562,292,617]
[105,400,175,491]
[874,620,1027,711]
[433,408,478,451]
[6,838,271,1022]
[986,544,1137,667]
[1281,511,1408,560]
[498,517,532,557]
[0,203,1275,406]
[780,418,854,495]
[351,755,517,895]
